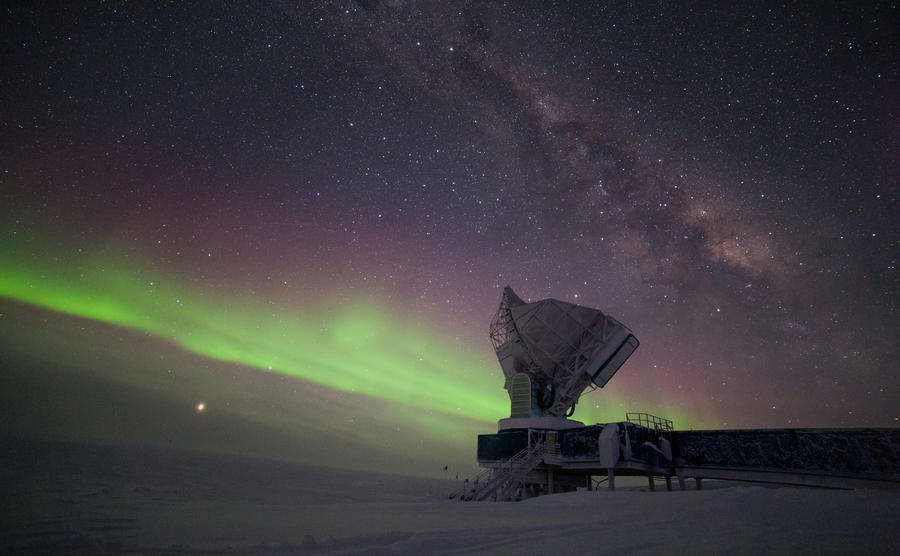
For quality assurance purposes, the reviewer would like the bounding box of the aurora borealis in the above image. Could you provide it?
[0,233,505,421]
[1,2,897,475]
[0,231,681,437]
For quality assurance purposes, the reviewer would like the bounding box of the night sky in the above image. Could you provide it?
[1,2,897,474]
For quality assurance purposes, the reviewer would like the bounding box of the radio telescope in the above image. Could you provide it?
[489,286,639,419]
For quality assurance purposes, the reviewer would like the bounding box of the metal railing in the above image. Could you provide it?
[626,412,673,432]
[450,443,548,501]
[448,466,495,500]
[477,442,547,501]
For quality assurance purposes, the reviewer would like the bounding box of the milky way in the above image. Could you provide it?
[1,2,896,473]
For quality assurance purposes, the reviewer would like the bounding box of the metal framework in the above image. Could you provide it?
[626,412,674,432]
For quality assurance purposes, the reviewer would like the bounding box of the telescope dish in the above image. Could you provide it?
[489,286,639,417]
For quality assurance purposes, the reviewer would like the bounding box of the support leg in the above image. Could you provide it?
[547,469,554,494]
[695,477,703,490]
[648,474,655,491]
[665,476,672,492]
[678,476,686,491]
[607,469,615,491]
[587,475,592,491]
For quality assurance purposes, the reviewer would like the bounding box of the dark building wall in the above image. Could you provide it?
[477,429,527,461]
[674,428,900,475]
[477,423,670,464]
[558,424,604,459]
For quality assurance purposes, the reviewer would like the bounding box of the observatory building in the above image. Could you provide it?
[452,287,900,502]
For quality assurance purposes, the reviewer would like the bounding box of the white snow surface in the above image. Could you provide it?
[3,437,898,554]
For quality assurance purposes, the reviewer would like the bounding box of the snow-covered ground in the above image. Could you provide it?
[2,437,898,554]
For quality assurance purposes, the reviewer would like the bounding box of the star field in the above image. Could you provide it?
[0,2,897,470]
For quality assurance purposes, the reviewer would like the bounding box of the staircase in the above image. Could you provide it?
[450,442,548,502]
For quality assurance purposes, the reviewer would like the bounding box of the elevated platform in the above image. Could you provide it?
[674,427,900,490]
[498,416,584,431]
[467,423,900,500]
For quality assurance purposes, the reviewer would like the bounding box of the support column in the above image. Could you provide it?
[665,476,672,492]
[648,473,655,491]
[695,477,703,490]
[607,469,615,491]
[547,469,554,494]
[587,475,592,491]
[678,476,686,490]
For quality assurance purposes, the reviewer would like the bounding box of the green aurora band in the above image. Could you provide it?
[0,235,705,430]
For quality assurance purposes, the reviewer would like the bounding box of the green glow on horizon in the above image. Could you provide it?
[0,254,506,424]
[0,234,712,430]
